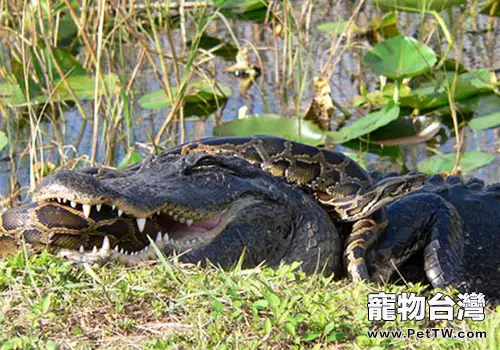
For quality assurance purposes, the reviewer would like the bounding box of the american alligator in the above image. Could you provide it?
[0,136,425,280]
[0,136,498,303]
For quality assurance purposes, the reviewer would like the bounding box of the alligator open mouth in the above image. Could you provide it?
[41,196,235,265]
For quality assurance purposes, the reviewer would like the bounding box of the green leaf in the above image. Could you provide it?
[0,131,8,152]
[364,35,437,79]
[214,0,269,21]
[316,21,361,34]
[0,79,26,105]
[266,293,281,310]
[323,322,336,336]
[253,300,269,310]
[327,331,345,342]
[11,59,42,99]
[138,80,231,110]
[400,70,495,111]
[33,74,121,103]
[461,94,500,130]
[302,332,321,342]
[417,151,495,174]
[214,0,268,13]
[327,101,400,143]
[283,322,296,336]
[210,300,224,313]
[480,0,500,16]
[45,47,87,78]
[353,83,411,109]
[213,115,326,146]
[118,149,142,168]
[263,318,272,333]
[372,0,466,11]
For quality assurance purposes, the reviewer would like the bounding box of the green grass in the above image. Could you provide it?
[0,251,498,349]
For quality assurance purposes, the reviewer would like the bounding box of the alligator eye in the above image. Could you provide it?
[187,156,222,173]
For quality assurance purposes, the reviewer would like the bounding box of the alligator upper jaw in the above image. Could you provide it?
[47,196,259,265]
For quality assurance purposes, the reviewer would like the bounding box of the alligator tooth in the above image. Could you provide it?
[186,219,193,227]
[96,204,102,212]
[117,209,123,217]
[179,217,186,223]
[79,245,85,254]
[82,204,91,218]
[62,198,67,203]
[120,248,125,254]
[92,246,97,254]
[112,204,116,210]
[173,214,179,221]
[114,246,119,252]
[156,232,163,243]
[70,201,77,208]
[168,211,173,216]
[101,236,110,253]
[136,218,146,233]
[163,233,169,242]
[56,197,61,203]
[157,211,161,216]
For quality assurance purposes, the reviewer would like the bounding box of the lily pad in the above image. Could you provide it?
[316,21,361,34]
[213,115,326,146]
[461,94,500,130]
[364,36,437,79]
[317,12,399,40]
[417,151,495,174]
[214,0,269,21]
[372,0,466,11]
[0,79,26,105]
[30,47,87,85]
[118,148,143,168]
[33,74,121,103]
[327,101,400,144]
[214,0,268,13]
[353,83,411,109]
[139,81,232,110]
[400,70,495,111]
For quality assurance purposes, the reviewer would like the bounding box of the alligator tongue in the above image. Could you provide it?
[157,213,222,239]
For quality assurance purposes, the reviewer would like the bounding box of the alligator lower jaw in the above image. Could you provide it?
[56,229,219,266]
[56,214,230,265]
[37,197,236,265]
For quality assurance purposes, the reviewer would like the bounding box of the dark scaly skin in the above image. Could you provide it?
[0,153,343,274]
[367,173,500,305]
[1,136,424,281]
[0,138,498,303]
[165,136,426,281]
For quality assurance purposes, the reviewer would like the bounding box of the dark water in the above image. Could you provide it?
[0,1,499,197]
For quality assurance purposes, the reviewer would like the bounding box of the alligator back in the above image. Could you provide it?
[372,172,500,301]
[424,175,500,296]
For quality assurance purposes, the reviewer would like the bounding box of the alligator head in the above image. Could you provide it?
[1,152,341,274]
